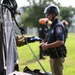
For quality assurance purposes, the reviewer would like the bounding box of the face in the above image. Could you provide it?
[45,13,53,21]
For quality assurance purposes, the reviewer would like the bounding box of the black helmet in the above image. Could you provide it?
[44,5,60,16]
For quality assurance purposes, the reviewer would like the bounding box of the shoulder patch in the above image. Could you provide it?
[56,26,62,33]
[39,28,42,31]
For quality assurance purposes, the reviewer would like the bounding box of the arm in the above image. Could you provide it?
[42,25,65,50]
[41,40,64,50]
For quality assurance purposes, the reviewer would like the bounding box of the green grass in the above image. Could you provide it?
[64,33,75,75]
[17,33,75,75]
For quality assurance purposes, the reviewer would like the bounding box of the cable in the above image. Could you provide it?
[25,39,47,74]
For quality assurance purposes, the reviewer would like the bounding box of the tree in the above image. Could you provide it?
[19,0,75,28]
[60,6,75,27]
[20,0,55,27]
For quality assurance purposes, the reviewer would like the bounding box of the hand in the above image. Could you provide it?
[18,36,25,41]
[40,42,44,46]
[42,42,48,51]
[16,35,25,47]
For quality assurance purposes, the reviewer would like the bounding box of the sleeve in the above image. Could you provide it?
[38,25,45,39]
[55,25,64,41]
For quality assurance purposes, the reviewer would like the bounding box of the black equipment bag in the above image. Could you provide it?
[23,66,52,75]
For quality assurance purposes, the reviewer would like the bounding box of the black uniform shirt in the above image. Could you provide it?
[43,18,67,58]
[46,18,67,58]
[38,24,48,40]
[47,18,65,44]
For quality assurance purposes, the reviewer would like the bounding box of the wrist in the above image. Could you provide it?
[45,43,49,49]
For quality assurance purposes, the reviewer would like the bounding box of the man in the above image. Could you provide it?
[62,20,68,43]
[41,5,67,75]
[38,18,49,59]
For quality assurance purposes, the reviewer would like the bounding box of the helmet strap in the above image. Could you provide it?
[51,14,56,22]
[51,15,55,21]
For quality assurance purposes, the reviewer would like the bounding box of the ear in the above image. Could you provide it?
[52,13,56,17]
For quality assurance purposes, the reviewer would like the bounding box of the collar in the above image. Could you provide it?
[51,18,58,27]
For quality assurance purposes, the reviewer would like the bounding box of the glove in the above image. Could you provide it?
[30,36,42,41]
[24,36,42,44]
[16,35,25,47]
[48,21,52,25]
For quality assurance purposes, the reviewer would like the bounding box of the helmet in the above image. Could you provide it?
[44,5,60,16]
